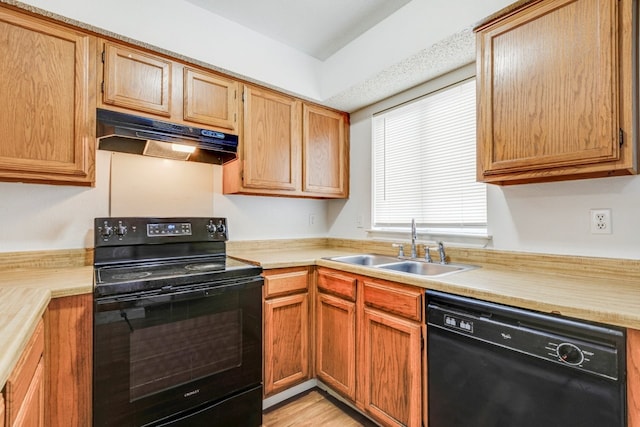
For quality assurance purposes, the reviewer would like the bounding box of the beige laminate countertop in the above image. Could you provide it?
[0,266,93,390]
[229,247,640,331]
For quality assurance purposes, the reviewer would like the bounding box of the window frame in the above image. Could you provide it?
[368,73,490,244]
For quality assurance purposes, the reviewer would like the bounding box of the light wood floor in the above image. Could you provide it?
[263,390,378,427]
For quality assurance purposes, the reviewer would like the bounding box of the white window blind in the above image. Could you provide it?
[372,79,486,233]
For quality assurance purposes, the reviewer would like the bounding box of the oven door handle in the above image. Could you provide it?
[95,277,262,312]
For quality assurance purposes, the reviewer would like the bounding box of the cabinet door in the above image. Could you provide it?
[302,104,349,198]
[477,0,626,183]
[242,85,301,191]
[45,294,92,427]
[1,393,5,427]
[264,293,310,396]
[0,9,95,186]
[316,292,356,400]
[361,308,422,427]
[6,319,44,427]
[12,359,44,427]
[183,67,238,132]
[102,42,172,116]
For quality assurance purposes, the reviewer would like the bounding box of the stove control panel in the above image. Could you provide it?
[147,222,192,236]
[95,217,228,246]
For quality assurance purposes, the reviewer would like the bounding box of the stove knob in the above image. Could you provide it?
[115,224,128,238]
[557,343,584,365]
[100,225,114,240]
[206,221,216,234]
[216,221,226,234]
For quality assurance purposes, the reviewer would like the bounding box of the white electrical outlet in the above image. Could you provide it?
[590,209,612,234]
[308,213,316,226]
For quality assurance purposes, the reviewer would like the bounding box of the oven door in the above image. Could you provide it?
[93,276,263,427]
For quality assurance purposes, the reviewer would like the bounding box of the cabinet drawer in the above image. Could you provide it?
[264,267,309,298]
[6,318,44,426]
[362,280,422,322]
[317,268,357,301]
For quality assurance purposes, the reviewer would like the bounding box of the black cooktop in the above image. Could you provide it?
[93,217,262,298]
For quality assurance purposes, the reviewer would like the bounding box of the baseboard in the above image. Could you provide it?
[262,379,318,410]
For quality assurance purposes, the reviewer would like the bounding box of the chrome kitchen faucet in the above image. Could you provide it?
[411,218,417,258]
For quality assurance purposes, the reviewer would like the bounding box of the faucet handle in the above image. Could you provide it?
[392,243,405,257]
[423,245,432,263]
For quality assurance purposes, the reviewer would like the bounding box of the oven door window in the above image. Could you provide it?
[129,306,242,401]
[94,278,262,427]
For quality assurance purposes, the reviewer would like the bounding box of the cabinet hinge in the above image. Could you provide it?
[421,332,424,350]
[101,81,104,93]
[619,128,624,146]
[234,112,237,123]
[242,90,245,103]
[101,50,105,63]
[241,170,244,182]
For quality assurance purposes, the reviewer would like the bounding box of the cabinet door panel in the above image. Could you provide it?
[362,308,421,427]
[0,394,5,427]
[316,293,356,400]
[478,0,621,179]
[12,359,44,427]
[103,43,171,116]
[264,293,310,396]
[0,9,95,185]
[243,85,301,191]
[46,294,92,427]
[303,105,348,197]
[183,67,237,131]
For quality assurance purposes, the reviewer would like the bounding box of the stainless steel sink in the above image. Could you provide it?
[377,260,475,276]
[325,254,477,277]
[327,254,400,266]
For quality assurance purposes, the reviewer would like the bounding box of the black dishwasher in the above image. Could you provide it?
[426,290,626,427]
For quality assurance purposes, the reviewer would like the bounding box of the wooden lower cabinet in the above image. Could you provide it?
[5,319,45,427]
[359,279,423,427]
[45,294,92,427]
[263,267,312,397]
[315,268,423,427]
[628,328,640,427]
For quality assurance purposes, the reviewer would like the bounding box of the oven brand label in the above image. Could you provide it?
[184,389,200,398]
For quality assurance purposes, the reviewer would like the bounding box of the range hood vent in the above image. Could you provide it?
[96,109,238,165]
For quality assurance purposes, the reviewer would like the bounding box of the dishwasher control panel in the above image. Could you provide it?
[428,298,623,381]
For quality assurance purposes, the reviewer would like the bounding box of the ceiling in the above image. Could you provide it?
[184,0,412,60]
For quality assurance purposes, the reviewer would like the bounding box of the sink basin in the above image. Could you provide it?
[326,254,401,266]
[326,254,477,277]
[377,260,476,277]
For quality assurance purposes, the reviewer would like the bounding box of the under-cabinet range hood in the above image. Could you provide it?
[96,109,238,165]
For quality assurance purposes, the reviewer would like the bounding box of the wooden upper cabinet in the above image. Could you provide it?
[241,84,302,191]
[476,0,635,184]
[303,104,349,197]
[183,67,238,132]
[223,84,350,198]
[0,7,96,186]
[102,42,172,116]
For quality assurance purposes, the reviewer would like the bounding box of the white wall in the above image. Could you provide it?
[328,65,640,260]
[0,151,328,252]
[18,0,323,101]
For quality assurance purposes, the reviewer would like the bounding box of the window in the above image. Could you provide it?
[372,79,486,234]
